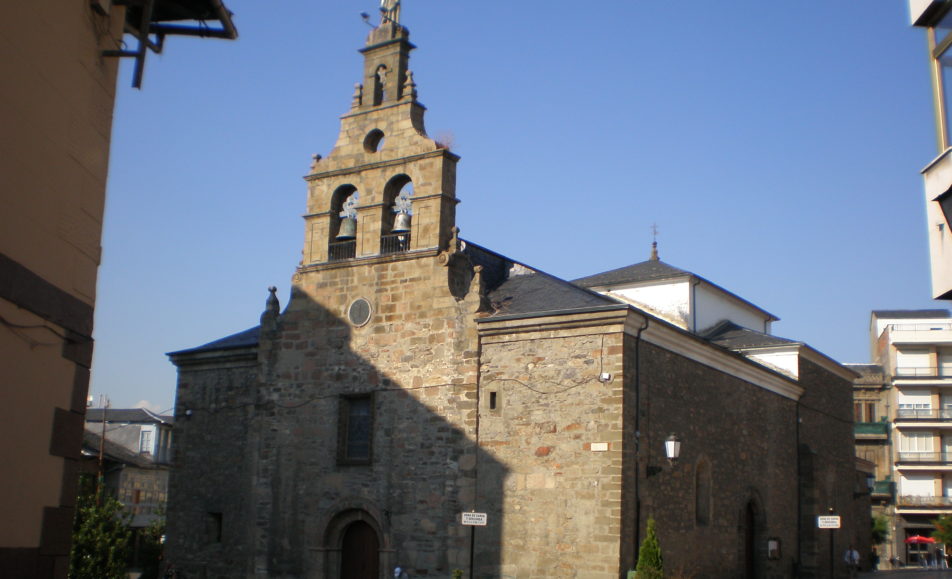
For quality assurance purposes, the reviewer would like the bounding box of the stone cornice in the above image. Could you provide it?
[305,149,459,181]
[168,345,259,370]
[297,248,441,273]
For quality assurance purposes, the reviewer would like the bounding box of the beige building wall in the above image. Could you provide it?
[0,1,123,576]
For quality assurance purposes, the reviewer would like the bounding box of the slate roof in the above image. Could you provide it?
[81,430,155,469]
[872,309,951,319]
[572,259,778,322]
[701,321,799,349]
[167,325,260,356]
[486,269,621,317]
[85,408,174,424]
[844,363,884,376]
[572,259,690,287]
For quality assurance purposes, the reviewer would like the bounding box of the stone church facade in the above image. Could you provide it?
[166,13,865,579]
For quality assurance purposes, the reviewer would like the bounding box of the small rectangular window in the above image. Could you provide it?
[206,512,223,543]
[489,391,497,410]
[339,394,373,464]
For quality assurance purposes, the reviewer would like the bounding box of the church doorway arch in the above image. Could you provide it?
[340,520,380,579]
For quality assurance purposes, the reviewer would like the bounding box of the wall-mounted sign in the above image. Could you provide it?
[817,516,841,529]
[461,512,487,526]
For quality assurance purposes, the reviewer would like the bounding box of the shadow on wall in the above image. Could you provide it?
[166,290,507,578]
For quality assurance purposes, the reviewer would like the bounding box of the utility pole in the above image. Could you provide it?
[97,395,109,505]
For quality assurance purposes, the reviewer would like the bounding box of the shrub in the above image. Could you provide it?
[635,517,663,579]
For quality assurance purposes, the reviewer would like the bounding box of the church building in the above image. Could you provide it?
[166,8,865,578]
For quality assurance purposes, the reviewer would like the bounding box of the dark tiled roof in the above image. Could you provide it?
[844,363,884,375]
[85,408,174,424]
[167,325,260,356]
[872,309,951,319]
[572,260,690,287]
[487,270,619,317]
[701,321,799,349]
[82,430,154,468]
[461,240,620,317]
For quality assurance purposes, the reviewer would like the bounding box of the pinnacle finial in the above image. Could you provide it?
[650,223,659,261]
[380,0,401,26]
[265,286,279,316]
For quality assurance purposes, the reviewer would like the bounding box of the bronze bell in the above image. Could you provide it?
[336,217,357,240]
[392,212,411,233]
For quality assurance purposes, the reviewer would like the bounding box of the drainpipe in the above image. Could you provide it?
[634,317,649,558]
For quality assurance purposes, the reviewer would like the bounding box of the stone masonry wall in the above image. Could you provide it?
[252,252,484,577]
[634,338,800,579]
[477,323,626,579]
[796,357,862,578]
[166,357,258,577]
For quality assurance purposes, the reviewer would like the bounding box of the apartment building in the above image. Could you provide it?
[863,310,952,564]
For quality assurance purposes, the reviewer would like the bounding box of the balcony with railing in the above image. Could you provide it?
[380,233,410,255]
[895,366,952,378]
[896,408,952,421]
[873,480,895,499]
[328,240,356,261]
[897,495,952,508]
[897,451,952,464]
[855,421,889,438]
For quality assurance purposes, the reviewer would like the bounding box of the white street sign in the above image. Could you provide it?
[461,512,487,526]
[817,516,841,529]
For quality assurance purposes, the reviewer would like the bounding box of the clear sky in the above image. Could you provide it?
[90,1,943,412]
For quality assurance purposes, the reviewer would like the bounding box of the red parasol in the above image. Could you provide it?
[905,535,937,544]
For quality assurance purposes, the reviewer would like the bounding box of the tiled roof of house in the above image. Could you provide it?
[572,259,690,287]
[85,408,174,424]
[166,325,260,356]
[81,430,154,468]
[701,321,799,349]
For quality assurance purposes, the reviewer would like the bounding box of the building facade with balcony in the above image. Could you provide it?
[909,1,952,299]
[862,310,952,564]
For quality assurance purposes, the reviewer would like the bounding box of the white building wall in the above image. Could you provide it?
[609,281,690,329]
[694,283,769,334]
[747,351,799,379]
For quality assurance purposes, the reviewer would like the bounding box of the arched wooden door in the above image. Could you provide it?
[340,520,379,579]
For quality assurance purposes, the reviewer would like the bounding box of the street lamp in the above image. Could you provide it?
[647,433,681,477]
[664,433,681,466]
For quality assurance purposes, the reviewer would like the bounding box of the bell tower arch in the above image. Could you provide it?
[301,13,459,266]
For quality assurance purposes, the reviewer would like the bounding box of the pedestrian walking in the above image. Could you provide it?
[843,544,860,578]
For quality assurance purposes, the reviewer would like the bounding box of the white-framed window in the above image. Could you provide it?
[139,429,153,454]
[898,388,933,413]
[900,431,935,453]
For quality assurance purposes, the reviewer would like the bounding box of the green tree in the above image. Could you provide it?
[69,475,132,579]
[872,514,889,545]
[932,515,952,546]
[635,517,664,579]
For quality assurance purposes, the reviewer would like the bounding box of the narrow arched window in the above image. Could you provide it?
[695,457,712,526]
[381,176,412,254]
[373,65,388,106]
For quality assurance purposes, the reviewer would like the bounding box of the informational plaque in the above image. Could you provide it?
[461,512,487,526]
[817,516,841,529]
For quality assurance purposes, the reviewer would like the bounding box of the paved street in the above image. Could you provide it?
[860,570,952,578]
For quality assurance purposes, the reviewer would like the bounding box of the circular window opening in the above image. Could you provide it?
[348,298,373,326]
[364,129,385,153]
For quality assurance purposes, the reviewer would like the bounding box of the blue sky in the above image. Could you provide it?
[91,1,942,411]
